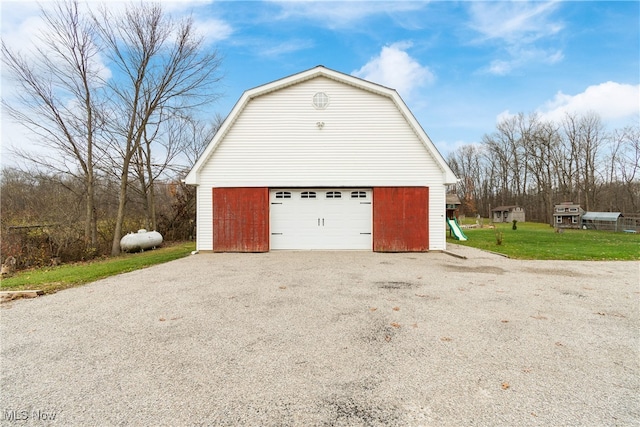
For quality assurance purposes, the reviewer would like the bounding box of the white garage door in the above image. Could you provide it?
[270,189,372,250]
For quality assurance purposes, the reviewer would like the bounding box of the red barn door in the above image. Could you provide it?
[373,187,429,252]
[212,187,269,252]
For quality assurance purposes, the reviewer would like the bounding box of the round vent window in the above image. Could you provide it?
[312,92,329,109]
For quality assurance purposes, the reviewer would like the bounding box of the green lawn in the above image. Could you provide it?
[1,241,196,294]
[2,226,638,298]
[448,221,639,260]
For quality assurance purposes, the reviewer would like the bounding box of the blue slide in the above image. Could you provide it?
[446,217,468,241]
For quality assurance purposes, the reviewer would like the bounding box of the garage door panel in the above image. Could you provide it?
[270,188,371,250]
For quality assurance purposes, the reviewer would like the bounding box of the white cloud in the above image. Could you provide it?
[468,1,564,75]
[497,82,640,126]
[540,82,640,123]
[469,1,563,44]
[1,3,49,59]
[2,2,112,85]
[194,17,233,43]
[352,42,434,97]
[157,0,215,12]
[487,59,513,76]
[270,1,426,29]
[484,46,564,76]
[496,109,516,124]
[260,39,314,57]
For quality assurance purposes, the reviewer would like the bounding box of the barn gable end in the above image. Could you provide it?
[185,66,457,252]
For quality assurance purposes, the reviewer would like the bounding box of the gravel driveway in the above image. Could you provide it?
[1,245,638,426]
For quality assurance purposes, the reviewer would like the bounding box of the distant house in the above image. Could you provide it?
[553,202,584,229]
[491,206,525,223]
[581,212,623,232]
[446,194,462,220]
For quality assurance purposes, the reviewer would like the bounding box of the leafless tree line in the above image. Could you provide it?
[447,112,640,224]
[2,0,223,256]
[0,113,221,267]
[0,167,206,268]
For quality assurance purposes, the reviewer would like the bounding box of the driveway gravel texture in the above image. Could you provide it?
[1,245,638,427]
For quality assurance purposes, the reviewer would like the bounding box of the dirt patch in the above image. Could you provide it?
[522,267,585,277]
[559,290,588,298]
[322,395,401,426]
[374,281,416,289]
[0,290,44,304]
[442,265,506,275]
[414,293,440,301]
[361,316,399,345]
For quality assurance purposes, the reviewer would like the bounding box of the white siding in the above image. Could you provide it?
[193,74,453,251]
[429,185,447,250]
[198,77,447,187]
[195,186,212,251]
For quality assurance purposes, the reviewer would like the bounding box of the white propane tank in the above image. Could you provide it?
[120,229,163,253]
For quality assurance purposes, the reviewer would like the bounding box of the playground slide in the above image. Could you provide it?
[446,218,468,241]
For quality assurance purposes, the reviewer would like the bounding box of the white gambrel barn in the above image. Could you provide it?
[185,66,458,252]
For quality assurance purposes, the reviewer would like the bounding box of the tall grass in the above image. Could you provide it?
[449,221,639,260]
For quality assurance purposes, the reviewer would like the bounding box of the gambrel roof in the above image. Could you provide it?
[185,65,457,185]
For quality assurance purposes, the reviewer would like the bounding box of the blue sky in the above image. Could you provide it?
[1,0,639,164]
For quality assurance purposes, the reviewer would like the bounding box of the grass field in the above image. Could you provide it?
[448,221,640,260]
[1,241,196,294]
[2,226,638,298]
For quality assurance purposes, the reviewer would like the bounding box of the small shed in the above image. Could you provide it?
[553,202,584,229]
[491,206,525,223]
[581,212,623,231]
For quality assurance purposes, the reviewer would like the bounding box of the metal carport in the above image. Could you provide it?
[581,212,622,231]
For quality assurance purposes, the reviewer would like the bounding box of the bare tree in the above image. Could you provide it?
[614,125,640,211]
[2,0,104,251]
[447,144,487,215]
[525,119,560,224]
[181,112,225,168]
[483,114,525,206]
[149,114,223,242]
[131,114,187,231]
[129,110,225,232]
[93,2,223,255]
[561,112,606,211]
[449,111,637,223]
